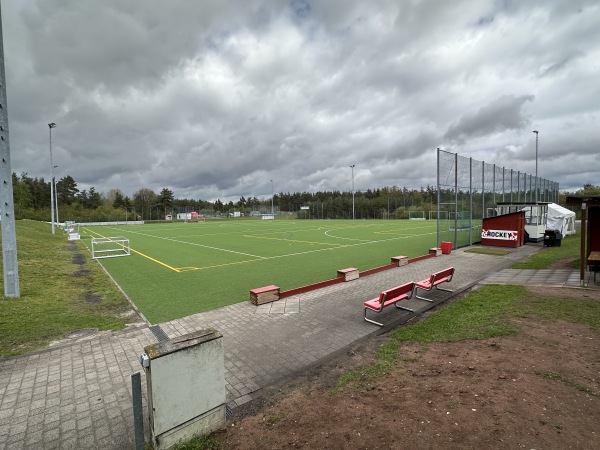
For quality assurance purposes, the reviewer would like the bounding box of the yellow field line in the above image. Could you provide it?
[83,227,181,272]
[243,234,343,247]
[176,258,264,272]
[81,224,434,274]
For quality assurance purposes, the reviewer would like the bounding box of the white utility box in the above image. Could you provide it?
[143,329,226,449]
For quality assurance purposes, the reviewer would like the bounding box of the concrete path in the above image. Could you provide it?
[1,243,596,449]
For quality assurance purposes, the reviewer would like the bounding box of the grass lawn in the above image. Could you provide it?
[337,281,600,392]
[336,232,597,391]
[0,221,133,357]
[511,231,581,269]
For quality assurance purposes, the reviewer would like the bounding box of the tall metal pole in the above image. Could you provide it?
[436,149,440,246]
[350,165,355,219]
[54,166,59,225]
[533,130,539,203]
[270,179,274,216]
[48,122,57,233]
[0,2,21,297]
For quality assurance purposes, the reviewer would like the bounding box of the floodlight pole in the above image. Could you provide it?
[270,179,274,216]
[533,130,538,203]
[54,165,59,225]
[48,122,57,234]
[350,165,355,219]
[0,2,21,297]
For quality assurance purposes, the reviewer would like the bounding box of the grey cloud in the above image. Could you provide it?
[444,95,535,142]
[3,0,600,201]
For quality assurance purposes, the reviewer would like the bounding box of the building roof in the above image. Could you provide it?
[565,195,600,206]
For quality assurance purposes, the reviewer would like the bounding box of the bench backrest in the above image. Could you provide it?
[430,267,455,284]
[380,281,415,303]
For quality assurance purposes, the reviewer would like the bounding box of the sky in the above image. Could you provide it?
[2,0,599,203]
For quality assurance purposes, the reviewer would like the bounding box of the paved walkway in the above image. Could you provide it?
[1,244,598,449]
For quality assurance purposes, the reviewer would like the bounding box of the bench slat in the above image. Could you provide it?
[364,281,415,326]
[414,267,455,302]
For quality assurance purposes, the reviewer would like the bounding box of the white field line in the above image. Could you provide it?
[93,225,436,270]
[178,231,438,272]
[323,229,372,242]
[93,226,268,259]
[323,223,436,241]
[258,231,438,262]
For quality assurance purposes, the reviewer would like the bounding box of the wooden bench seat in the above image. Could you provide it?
[414,267,455,302]
[364,281,415,326]
[249,285,280,305]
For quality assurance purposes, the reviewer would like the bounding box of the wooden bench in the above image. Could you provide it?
[429,247,442,257]
[249,285,280,305]
[391,256,409,267]
[337,267,359,281]
[414,267,455,302]
[364,281,415,326]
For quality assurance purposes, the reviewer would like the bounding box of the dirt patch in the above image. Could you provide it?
[220,287,600,449]
[70,244,91,278]
[72,252,86,266]
[548,257,579,270]
[84,292,102,304]
[63,328,98,339]
[73,268,92,278]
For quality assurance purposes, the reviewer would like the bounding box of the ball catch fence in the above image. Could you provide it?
[437,149,559,249]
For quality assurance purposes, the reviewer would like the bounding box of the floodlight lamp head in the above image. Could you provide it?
[532,130,538,134]
[48,123,57,129]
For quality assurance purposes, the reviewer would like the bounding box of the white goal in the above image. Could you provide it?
[63,221,80,240]
[429,211,449,221]
[408,211,425,220]
[91,237,131,259]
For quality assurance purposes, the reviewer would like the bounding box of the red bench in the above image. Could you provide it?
[414,267,455,302]
[364,281,415,326]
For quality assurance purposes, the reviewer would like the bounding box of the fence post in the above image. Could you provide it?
[436,148,440,247]
[469,158,473,245]
[454,152,458,245]
[132,372,145,450]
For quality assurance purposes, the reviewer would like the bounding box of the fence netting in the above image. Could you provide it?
[437,149,559,248]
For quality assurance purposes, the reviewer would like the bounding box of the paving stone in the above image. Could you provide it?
[2,244,596,449]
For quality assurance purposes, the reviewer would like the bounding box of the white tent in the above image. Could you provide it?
[547,203,576,236]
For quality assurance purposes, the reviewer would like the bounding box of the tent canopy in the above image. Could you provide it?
[547,203,576,236]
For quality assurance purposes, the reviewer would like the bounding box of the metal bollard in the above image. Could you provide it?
[131,372,145,450]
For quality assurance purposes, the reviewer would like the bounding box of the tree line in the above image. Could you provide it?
[10,172,599,222]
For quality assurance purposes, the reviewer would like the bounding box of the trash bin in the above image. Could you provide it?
[441,241,453,254]
[543,230,561,247]
[555,231,562,247]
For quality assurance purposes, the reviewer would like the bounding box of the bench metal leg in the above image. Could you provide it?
[364,308,383,327]
[436,286,453,293]
[414,285,453,302]
[414,292,434,302]
[394,302,413,312]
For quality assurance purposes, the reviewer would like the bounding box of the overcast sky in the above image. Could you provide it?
[2,0,599,202]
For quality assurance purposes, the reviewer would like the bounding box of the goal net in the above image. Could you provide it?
[408,211,425,220]
[63,221,80,240]
[91,237,131,259]
[448,211,471,231]
[429,211,448,221]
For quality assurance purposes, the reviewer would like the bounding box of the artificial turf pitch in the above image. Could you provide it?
[80,219,440,324]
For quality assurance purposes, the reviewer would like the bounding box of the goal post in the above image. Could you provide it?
[91,237,131,259]
[408,210,425,220]
[63,221,80,240]
[429,210,448,221]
